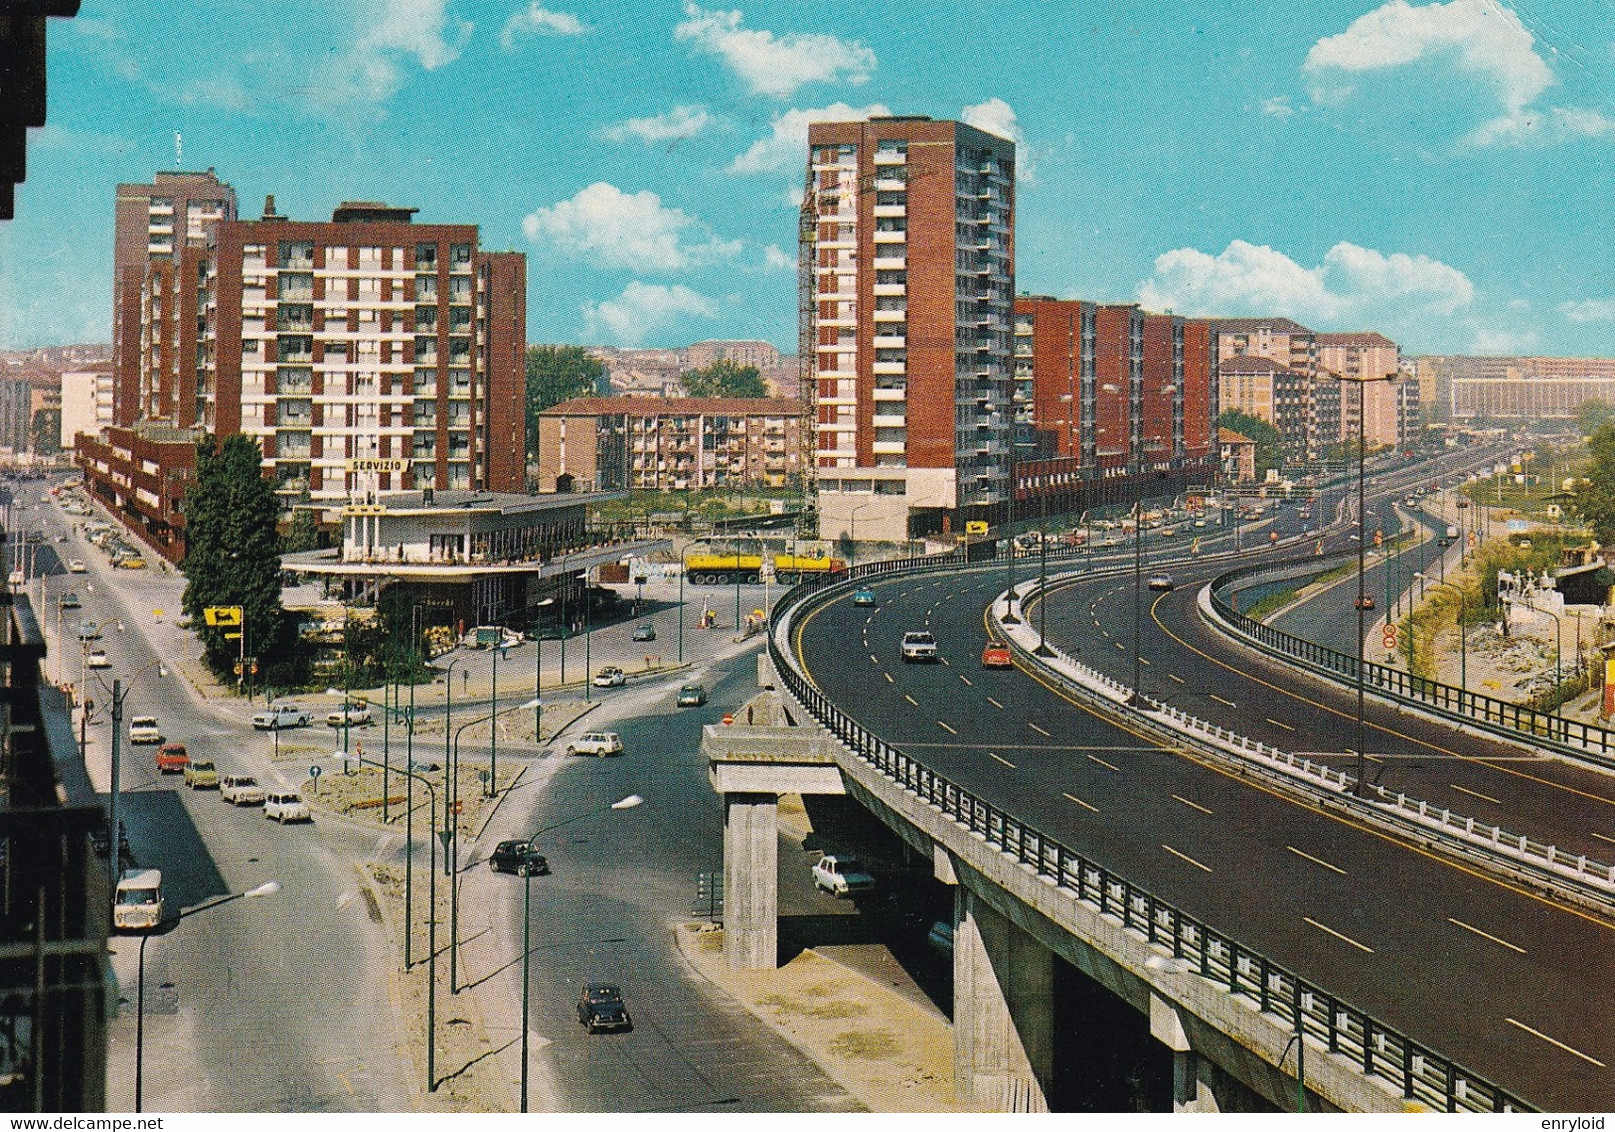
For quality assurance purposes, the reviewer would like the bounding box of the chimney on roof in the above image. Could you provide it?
[262,194,285,221]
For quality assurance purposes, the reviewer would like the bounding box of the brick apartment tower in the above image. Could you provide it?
[112,170,238,428]
[803,117,1015,542]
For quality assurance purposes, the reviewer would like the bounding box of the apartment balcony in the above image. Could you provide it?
[874,177,907,192]
[873,307,906,322]
[872,361,906,375]
[872,387,906,402]
[872,150,906,165]
[872,257,907,271]
[873,283,906,297]
[872,334,906,349]
[872,413,907,429]
[873,204,906,218]
[871,440,907,455]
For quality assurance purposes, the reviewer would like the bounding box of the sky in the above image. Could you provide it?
[4,0,1615,358]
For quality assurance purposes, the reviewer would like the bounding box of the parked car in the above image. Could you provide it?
[264,791,311,823]
[128,716,162,744]
[85,649,110,669]
[326,702,373,728]
[154,743,189,774]
[184,759,219,789]
[115,556,148,570]
[565,731,624,758]
[576,983,632,1034]
[630,623,656,642]
[220,775,266,806]
[252,704,313,730]
[58,591,79,609]
[67,559,86,573]
[980,640,1013,668]
[900,631,938,663]
[812,854,876,898]
[78,621,101,641]
[592,666,626,688]
[488,839,549,876]
[851,588,876,607]
[676,683,707,707]
[1146,574,1175,592]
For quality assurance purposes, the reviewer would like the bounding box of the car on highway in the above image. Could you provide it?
[154,743,189,774]
[85,649,110,669]
[112,869,164,933]
[67,559,86,573]
[900,631,938,663]
[1355,595,1376,610]
[812,854,875,898]
[981,640,1013,668]
[676,683,707,707]
[252,703,313,730]
[58,591,79,609]
[1158,526,1176,537]
[128,716,162,744]
[592,665,626,688]
[220,774,266,806]
[78,621,100,641]
[576,983,632,1034]
[1146,574,1175,592]
[183,759,218,789]
[326,701,373,728]
[851,587,876,607]
[630,623,656,642]
[488,839,549,876]
[264,791,311,823]
[565,731,624,758]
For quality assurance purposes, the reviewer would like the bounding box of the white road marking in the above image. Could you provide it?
[989,752,1015,769]
[904,694,918,707]
[1287,845,1346,875]
[1449,783,1501,805]
[939,657,950,666]
[884,672,894,684]
[1139,657,1152,666]
[1594,831,1615,847]
[1266,718,1294,732]
[959,675,973,686]
[937,721,957,735]
[1162,844,1212,873]
[1063,792,1098,813]
[1504,1018,1605,1067]
[1086,753,1120,772]
[986,697,1004,709]
[1210,694,1236,707]
[1171,794,1212,815]
[1303,917,1374,954]
[1447,917,1526,954]
[1028,723,1051,737]
[1168,673,1185,684]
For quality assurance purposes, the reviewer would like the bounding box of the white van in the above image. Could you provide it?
[113,868,164,932]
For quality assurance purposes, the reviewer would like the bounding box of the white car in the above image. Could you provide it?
[128,716,162,744]
[220,774,266,806]
[326,702,373,728]
[252,704,313,730]
[565,731,624,758]
[900,631,938,663]
[592,666,626,688]
[85,649,110,669]
[264,791,311,823]
[67,559,86,573]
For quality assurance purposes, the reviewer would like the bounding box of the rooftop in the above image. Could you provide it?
[1210,317,1314,336]
[542,396,806,418]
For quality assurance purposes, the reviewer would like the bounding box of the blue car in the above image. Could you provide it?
[852,588,876,607]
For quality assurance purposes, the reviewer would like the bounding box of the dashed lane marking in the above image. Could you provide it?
[1303,917,1374,954]
[986,697,1004,709]
[937,721,957,735]
[1028,722,1051,737]
[1162,844,1212,873]
[1171,794,1212,815]
[1063,792,1098,813]
[1086,753,1120,772]
[1504,1018,1605,1067]
[1449,783,1501,805]
[1169,673,1185,684]
[989,752,1015,769]
[1210,694,1236,707]
[884,672,894,684]
[1287,845,1346,875]
[1266,718,1295,732]
[959,675,973,686]
[1447,917,1526,954]
[904,694,918,706]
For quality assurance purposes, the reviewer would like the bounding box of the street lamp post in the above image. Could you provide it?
[532,597,554,741]
[441,654,467,879]
[135,881,280,1111]
[677,545,695,663]
[1128,495,1149,708]
[1034,491,1053,657]
[103,659,166,894]
[1002,473,1019,624]
[519,794,643,1112]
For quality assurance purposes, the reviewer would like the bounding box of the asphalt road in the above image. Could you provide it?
[792,551,1615,1110]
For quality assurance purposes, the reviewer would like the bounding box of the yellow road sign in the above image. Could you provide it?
[204,606,243,627]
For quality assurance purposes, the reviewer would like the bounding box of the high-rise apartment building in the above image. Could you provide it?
[1217,354,1308,457]
[802,117,1014,542]
[1211,317,1331,459]
[1317,332,1403,450]
[112,170,238,428]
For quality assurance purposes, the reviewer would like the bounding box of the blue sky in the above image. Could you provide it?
[4,0,1615,357]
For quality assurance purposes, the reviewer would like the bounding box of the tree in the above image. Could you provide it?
[526,345,604,455]
[682,359,767,399]
[31,407,60,456]
[181,434,286,683]
[1217,410,1283,478]
[1573,425,1615,544]
[281,506,321,553]
[1576,399,1615,436]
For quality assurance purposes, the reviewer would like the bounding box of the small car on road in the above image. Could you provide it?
[155,743,189,774]
[86,649,110,668]
[1146,574,1175,592]
[676,683,707,707]
[851,588,876,607]
[565,731,624,758]
[67,559,86,573]
[576,983,632,1034]
[264,791,311,823]
[128,716,162,744]
[592,665,626,688]
[184,759,219,789]
[488,840,549,876]
[980,640,1013,668]
[59,591,79,609]
[900,631,938,663]
[252,704,313,730]
[630,623,656,642]
[78,621,101,641]
[220,775,266,806]
[326,701,373,728]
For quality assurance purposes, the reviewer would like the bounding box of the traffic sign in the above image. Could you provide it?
[1382,626,1398,650]
[722,713,734,726]
[309,765,322,778]
[204,605,242,627]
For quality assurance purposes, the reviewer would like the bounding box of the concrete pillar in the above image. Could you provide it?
[1151,993,1220,1113]
[953,888,1053,1112]
[723,791,779,969]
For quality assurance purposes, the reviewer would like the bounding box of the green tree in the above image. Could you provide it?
[31,408,60,456]
[1217,410,1283,478]
[1576,400,1615,436]
[682,358,767,398]
[1573,425,1615,544]
[526,345,604,455]
[182,433,286,683]
[281,506,321,553]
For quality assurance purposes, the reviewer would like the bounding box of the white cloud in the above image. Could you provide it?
[675,3,875,99]
[339,0,471,102]
[1470,105,1615,145]
[501,5,585,49]
[521,183,741,271]
[601,104,719,144]
[762,244,795,271]
[583,282,718,346]
[730,101,889,174]
[1559,299,1615,323]
[1260,95,1296,119]
[961,97,1035,184]
[1137,239,1473,323]
[1471,326,1539,353]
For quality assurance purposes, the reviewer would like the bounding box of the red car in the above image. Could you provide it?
[155,743,189,774]
[981,640,1013,668]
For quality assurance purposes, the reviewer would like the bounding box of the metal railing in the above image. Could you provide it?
[1207,558,1615,769]
[766,550,1527,1114]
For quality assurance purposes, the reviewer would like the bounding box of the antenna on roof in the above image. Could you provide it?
[174,131,182,166]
